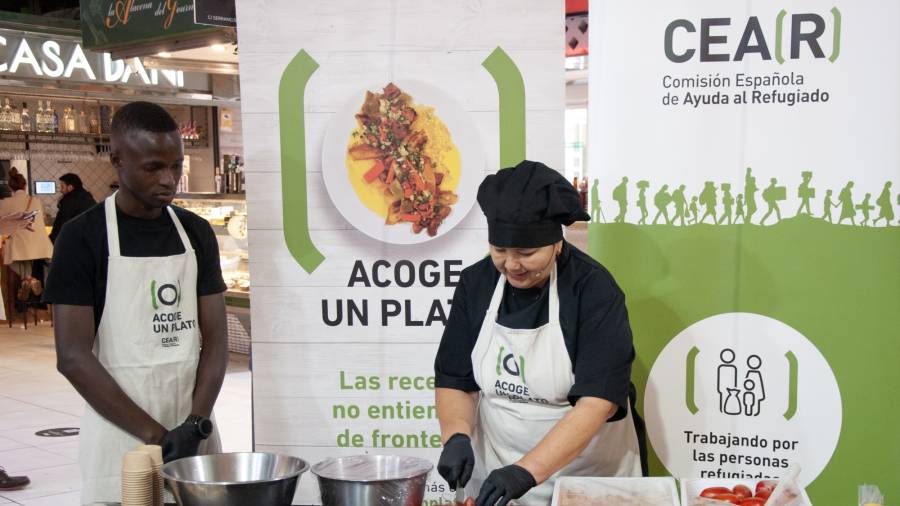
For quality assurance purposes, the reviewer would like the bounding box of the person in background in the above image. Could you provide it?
[44,102,228,504]
[0,169,53,300]
[0,212,37,492]
[49,173,96,243]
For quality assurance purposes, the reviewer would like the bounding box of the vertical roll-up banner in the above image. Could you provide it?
[589,1,898,503]
[235,1,563,503]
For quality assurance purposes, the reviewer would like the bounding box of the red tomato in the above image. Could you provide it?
[740,498,767,506]
[756,480,777,495]
[755,489,771,500]
[732,484,753,499]
[700,487,733,498]
[714,493,742,504]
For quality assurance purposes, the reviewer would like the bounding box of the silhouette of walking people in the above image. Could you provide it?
[822,189,837,223]
[873,182,894,226]
[857,193,874,226]
[613,177,628,223]
[636,180,649,225]
[718,183,735,225]
[838,181,856,225]
[689,196,699,225]
[699,182,718,224]
[745,167,759,224]
[591,179,603,223]
[760,178,785,225]
[671,185,687,226]
[652,184,672,225]
[796,171,815,215]
[735,194,746,224]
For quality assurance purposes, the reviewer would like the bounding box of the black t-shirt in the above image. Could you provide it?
[434,241,635,420]
[43,202,227,332]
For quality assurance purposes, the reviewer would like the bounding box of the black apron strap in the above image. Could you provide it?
[629,382,649,477]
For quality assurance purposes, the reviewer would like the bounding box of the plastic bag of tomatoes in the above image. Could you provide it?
[698,480,777,505]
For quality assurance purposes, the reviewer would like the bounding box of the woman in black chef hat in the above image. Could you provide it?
[434,161,646,506]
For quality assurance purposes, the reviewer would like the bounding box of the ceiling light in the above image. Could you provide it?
[157,51,172,58]
[211,44,226,52]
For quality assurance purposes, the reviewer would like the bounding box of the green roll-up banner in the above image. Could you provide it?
[589,1,898,503]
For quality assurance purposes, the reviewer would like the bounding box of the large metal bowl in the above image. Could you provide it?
[312,455,433,506]
[160,452,309,506]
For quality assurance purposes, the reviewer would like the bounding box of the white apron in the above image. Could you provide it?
[469,266,642,505]
[79,196,221,505]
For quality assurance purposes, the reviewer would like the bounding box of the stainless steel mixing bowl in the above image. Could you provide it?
[312,455,433,506]
[160,452,309,506]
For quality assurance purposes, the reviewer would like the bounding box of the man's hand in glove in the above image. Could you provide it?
[475,464,536,506]
[437,433,475,490]
[161,421,203,463]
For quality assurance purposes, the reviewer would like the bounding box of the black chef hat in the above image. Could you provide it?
[477,160,590,247]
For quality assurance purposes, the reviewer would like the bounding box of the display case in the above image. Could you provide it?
[173,193,251,353]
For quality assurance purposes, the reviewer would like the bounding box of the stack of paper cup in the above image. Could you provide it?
[138,445,164,506]
[121,450,153,506]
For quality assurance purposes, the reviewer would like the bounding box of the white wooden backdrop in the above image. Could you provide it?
[235,1,564,503]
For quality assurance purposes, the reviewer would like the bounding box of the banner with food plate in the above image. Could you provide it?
[588,1,899,504]
[235,1,563,503]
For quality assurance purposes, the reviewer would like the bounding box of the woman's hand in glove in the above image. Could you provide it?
[437,433,475,490]
[475,464,536,506]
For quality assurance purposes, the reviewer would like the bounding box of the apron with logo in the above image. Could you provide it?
[469,265,642,505]
[79,195,221,504]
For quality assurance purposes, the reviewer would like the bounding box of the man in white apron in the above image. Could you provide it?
[45,102,228,504]
[435,161,646,506]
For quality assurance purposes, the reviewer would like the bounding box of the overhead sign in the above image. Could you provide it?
[194,0,236,28]
[0,31,184,88]
[80,0,220,52]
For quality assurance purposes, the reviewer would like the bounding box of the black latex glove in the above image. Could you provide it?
[161,421,203,463]
[475,464,536,506]
[437,433,475,489]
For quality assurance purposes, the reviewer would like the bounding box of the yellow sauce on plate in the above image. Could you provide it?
[346,104,461,219]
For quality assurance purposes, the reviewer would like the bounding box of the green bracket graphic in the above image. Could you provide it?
[829,7,842,63]
[519,356,526,383]
[685,346,700,414]
[775,10,787,65]
[496,346,506,375]
[150,280,158,311]
[279,50,325,273]
[482,47,526,168]
[784,351,799,420]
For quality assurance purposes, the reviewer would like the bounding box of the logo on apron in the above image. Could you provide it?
[151,279,182,309]
[151,279,195,347]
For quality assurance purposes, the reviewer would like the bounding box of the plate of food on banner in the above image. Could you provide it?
[322,80,484,244]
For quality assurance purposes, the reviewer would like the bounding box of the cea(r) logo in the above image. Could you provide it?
[150,280,181,310]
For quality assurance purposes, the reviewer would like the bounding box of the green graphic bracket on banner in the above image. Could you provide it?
[685,346,700,414]
[482,47,526,168]
[784,351,799,420]
[279,50,325,273]
[775,10,787,65]
[829,7,842,63]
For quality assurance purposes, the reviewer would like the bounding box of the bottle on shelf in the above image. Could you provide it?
[49,101,59,133]
[9,102,21,132]
[0,98,11,131]
[20,102,31,132]
[64,105,76,133]
[77,107,88,134]
[89,109,100,134]
[36,100,46,132]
